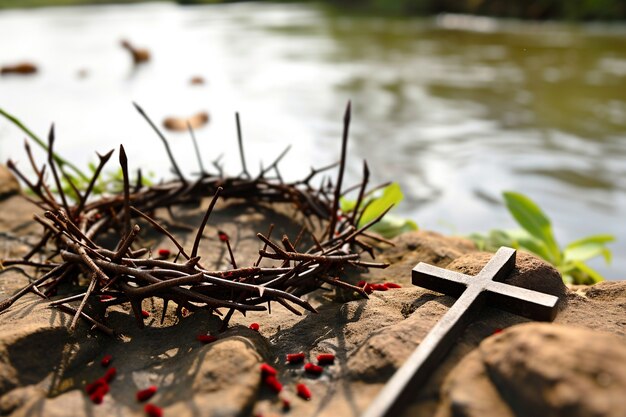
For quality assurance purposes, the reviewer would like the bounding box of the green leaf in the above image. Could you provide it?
[563,260,606,284]
[564,234,614,263]
[516,235,553,262]
[359,183,403,227]
[503,192,561,264]
[340,196,357,213]
[369,215,418,238]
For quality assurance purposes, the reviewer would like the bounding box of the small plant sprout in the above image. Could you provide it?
[341,182,417,238]
[470,191,615,284]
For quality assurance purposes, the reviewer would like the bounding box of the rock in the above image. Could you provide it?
[0,165,20,200]
[436,323,626,417]
[0,208,624,417]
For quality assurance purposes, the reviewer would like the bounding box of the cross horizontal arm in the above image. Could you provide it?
[412,263,470,298]
[486,280,559,321]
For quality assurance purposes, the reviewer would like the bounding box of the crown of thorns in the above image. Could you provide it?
[0,102,391,337]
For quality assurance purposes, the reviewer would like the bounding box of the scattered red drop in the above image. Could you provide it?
[286,352,305,364]
[304,363,323,375]
[296,383,312,400]
[90,391,104,404]
[264,375,283,393]
[136,386,158,402]
[281,397,291,411]
[196,334,217,344]
[141,310,151,318]
[317,353,335,365]
[101,354,112,367]
[144,403,163,417]
[157,248,170,258]
[260,363,277,377]
[85,378,108,395]
[384,282,402,289]
[370,283,388,291]
[88,381,109,404]
[104,367,117,383]
[249,323,260,331]
[218,231,229,242]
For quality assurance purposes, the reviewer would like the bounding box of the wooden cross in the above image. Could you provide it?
[362,247,559,417]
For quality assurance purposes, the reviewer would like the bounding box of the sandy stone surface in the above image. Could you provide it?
[436,323,626,417]
[0,165,19,200]
[0,186,624,417]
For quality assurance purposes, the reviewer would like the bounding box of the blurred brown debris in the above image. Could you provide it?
[1,62,38,76]
[190,76,205,85]
[163,111,210,132]
[120,39,151,65]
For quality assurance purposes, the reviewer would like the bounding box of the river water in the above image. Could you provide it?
[0,2,625,279]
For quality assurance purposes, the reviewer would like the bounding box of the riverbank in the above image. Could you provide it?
[0,166,624,417]
[0,0,625,21]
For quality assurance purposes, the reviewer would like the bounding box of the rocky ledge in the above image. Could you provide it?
[0,166,624,417]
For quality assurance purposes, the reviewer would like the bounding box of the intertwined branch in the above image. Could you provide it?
[0,102,391,337]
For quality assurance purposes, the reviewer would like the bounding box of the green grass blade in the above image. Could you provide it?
[0,107,88,181]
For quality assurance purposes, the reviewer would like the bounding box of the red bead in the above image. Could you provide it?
[196,334,217,344]
[103,367,117,383]
[264,375,283,393]
[286,352,305,364]
[260,363,277,377]
[249,323,260,331]
[304,363,323,375]
[136,386,158,402]
[317,353,335,365]
[493,328,503,335]
[101,354,112,367]
[85,378,107,395]
[157,248,170,258]
[144,403,163,417]
[296,383,311,400]
[281,397,291,411]
[90,392,104,404]
[218,231,229,242]
[141,310,151,318]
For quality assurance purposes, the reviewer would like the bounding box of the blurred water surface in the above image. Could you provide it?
[0,2,625,278]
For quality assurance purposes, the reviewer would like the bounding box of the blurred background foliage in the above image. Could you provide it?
[1,0,625,21]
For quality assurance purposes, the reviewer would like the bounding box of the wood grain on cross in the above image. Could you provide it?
[362,247,560,417]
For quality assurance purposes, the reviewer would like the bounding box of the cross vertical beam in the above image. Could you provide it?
[362,247,559,417]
